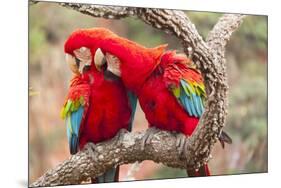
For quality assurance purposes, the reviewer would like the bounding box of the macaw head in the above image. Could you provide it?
[64,28,113,78]
[65,28,167,93]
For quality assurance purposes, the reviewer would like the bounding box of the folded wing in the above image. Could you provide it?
[61,83,90,154]
[163,56,206,118]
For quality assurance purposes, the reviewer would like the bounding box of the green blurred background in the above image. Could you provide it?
[29,2,267,183]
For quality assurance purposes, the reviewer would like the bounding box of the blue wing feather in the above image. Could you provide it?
[70,106,84,134]
[194,95,202,116]
[66,106,84,155]
[66,116,72,144]
[179,90,192,116]
[191,93,201,117]
[190,93,198,117]
[178,79,205,118]
[181,81,199,116]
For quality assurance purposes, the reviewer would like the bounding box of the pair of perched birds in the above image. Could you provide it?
[60,28,231,183]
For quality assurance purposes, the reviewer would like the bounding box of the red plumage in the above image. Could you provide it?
[62,29,134,182]
[137,51,210,176]
[66,71,132,148]
[93,29,210,176]
[137,51,200,135]
[64,28,166,93]
[64,28,211,178]
[64,28,132,147]
[138,73,200,135]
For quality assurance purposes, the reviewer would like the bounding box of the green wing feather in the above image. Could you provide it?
[61,96,86,155]
[172,79,206,118]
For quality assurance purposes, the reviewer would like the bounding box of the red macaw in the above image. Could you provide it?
[60,29,137,183]
[85,28,232,177]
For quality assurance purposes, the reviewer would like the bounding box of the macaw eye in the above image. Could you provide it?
[75,57,80,68]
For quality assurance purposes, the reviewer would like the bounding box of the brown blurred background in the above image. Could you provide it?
[29,2,267,183]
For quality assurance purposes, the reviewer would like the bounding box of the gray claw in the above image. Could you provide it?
[117,128,128,139]
[141,127,159,150]
[114,128,128,146]
[175,133,189,157]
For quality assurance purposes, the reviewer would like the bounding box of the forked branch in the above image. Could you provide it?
[30,2,245,186]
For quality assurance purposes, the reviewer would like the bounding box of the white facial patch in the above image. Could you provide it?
[65,53,80,75]
[73,47,92,70]
[105,53,121,77]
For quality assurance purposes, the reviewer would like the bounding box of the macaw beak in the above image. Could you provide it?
[94,48,121,77]
[94,48,106,72]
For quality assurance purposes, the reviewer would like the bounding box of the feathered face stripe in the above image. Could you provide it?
[65,47,92,75]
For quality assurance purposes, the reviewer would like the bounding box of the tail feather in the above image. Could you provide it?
[94,166,119,183]
[187,164,210,177]
[69,134,78,155]
[219,130,232,149]
[114,166,120,182]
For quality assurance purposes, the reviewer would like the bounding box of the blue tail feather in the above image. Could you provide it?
[127,91,137,131]
[70,134,78,155]
[97,167,118,183]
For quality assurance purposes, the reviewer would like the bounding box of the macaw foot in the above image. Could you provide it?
[141,127,160,151]
[86,142,97,158]
[175,133,189,157]
[112,128,129,146]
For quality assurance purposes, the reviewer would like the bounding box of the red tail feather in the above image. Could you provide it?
[187,164,210,177]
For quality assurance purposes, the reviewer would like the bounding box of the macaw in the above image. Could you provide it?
[60,29,137,183]
[81,28,232,177]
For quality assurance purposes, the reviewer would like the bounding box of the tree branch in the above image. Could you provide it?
[30,2,246,186]
[60,3,136,19]
[30,129,190,187]
[206,14,246,59]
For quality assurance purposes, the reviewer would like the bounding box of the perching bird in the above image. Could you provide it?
[60,29,137,183]
[84,28,232,177]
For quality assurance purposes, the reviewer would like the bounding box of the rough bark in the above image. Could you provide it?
[30,2,245,187]
[206,14,246,56]
[31,129,192,187]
